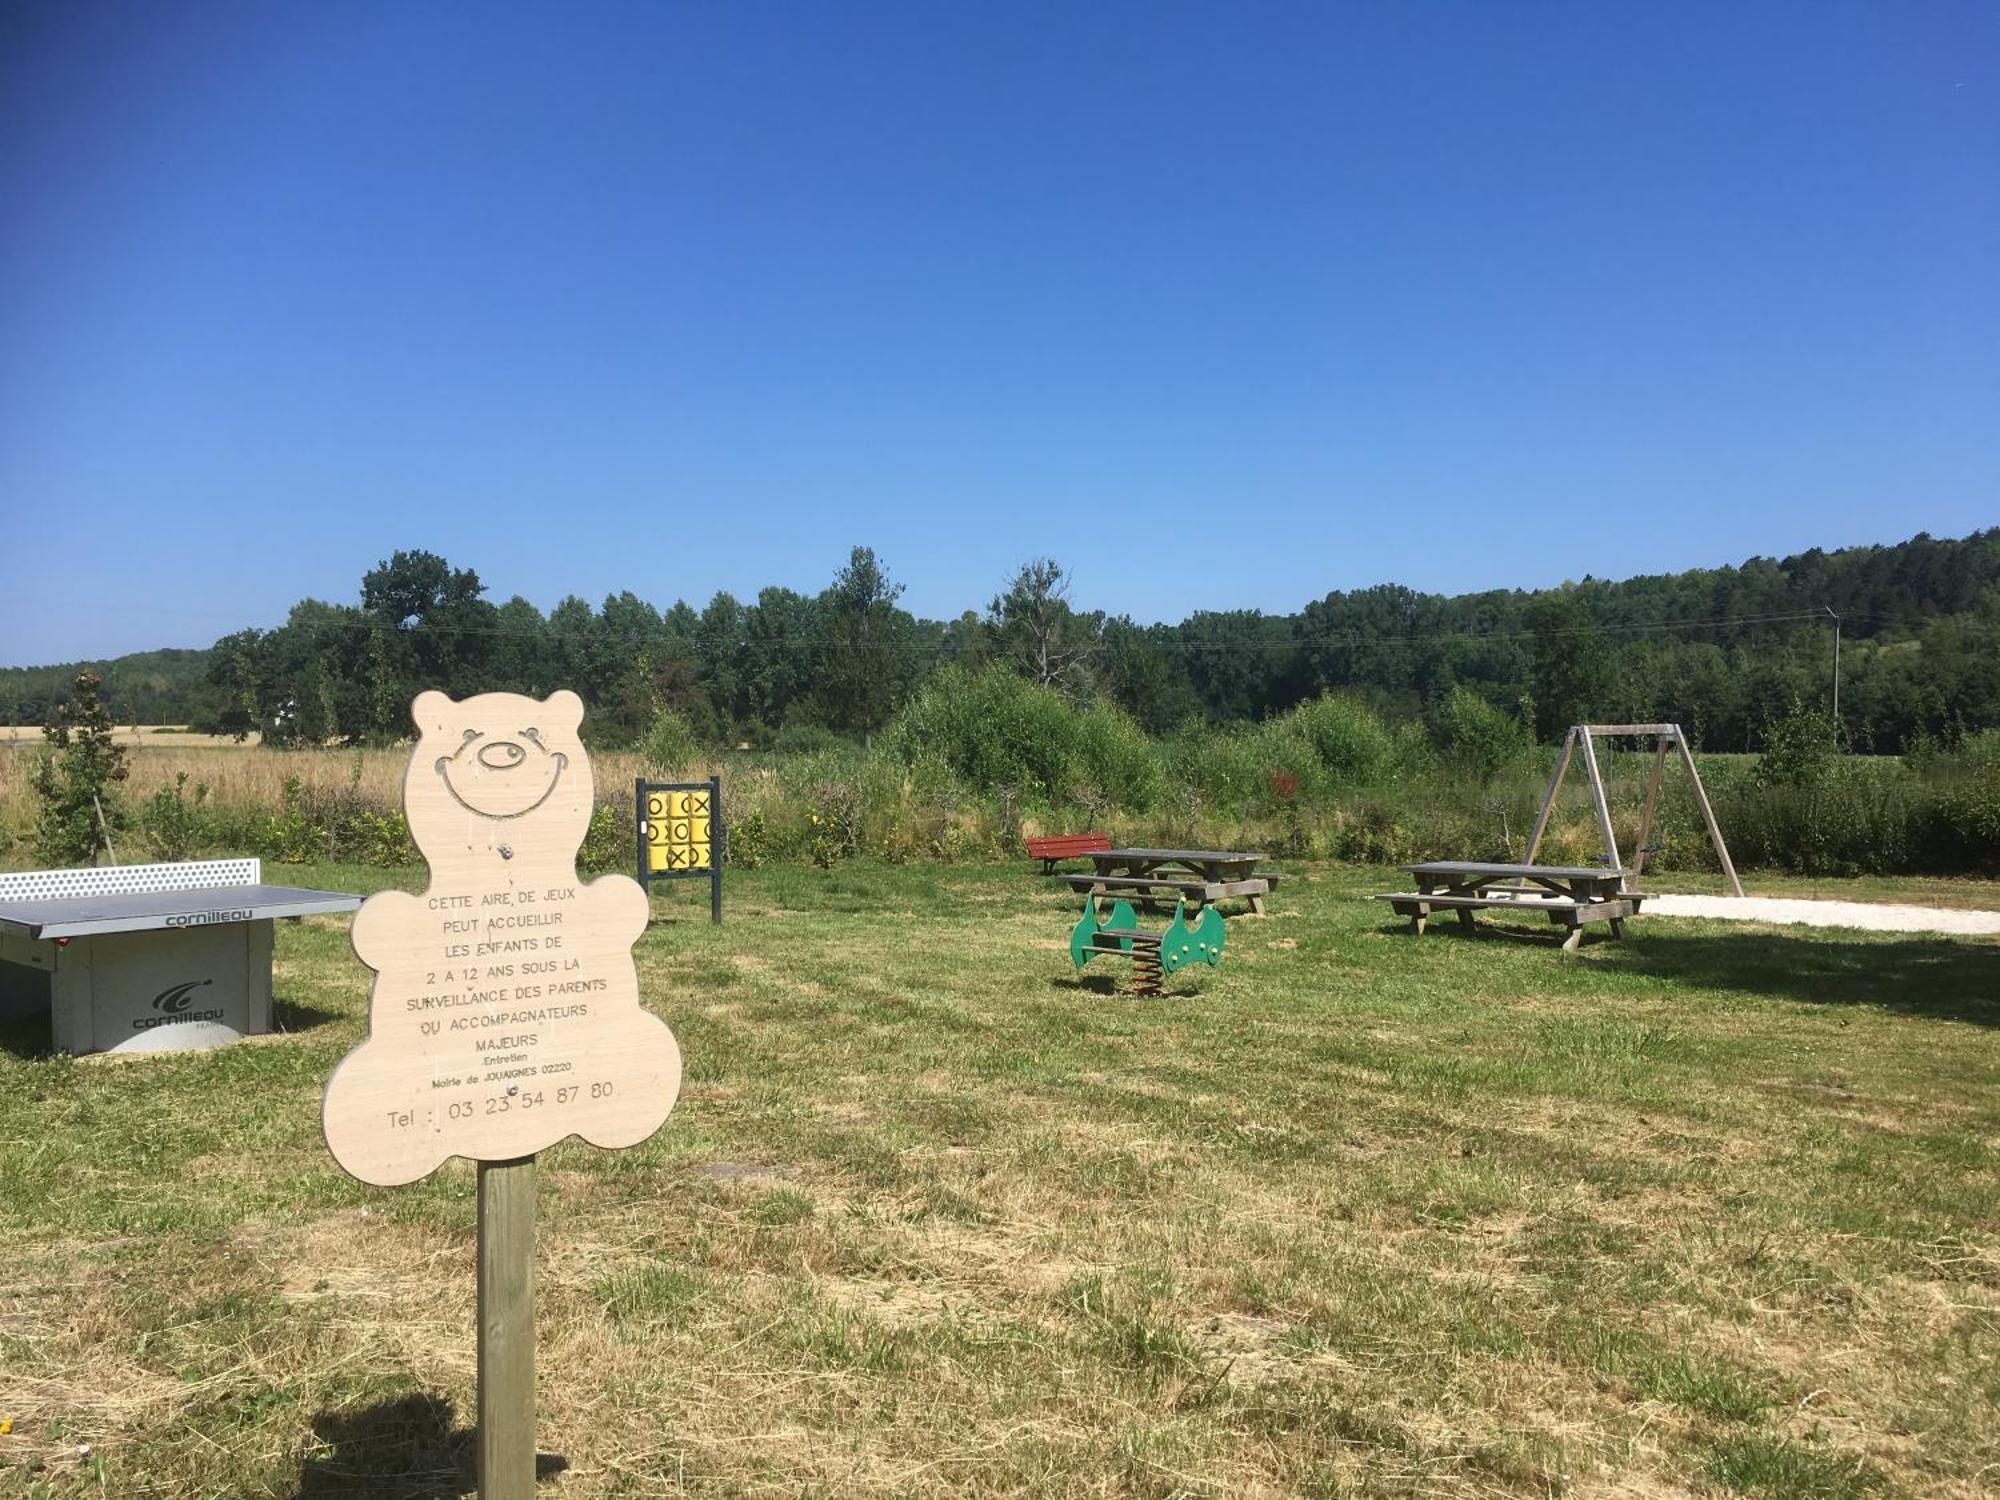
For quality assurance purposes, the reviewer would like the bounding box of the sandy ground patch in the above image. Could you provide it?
[1646,893,2000,935]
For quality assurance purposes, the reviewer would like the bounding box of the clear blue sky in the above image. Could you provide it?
[2,2,1994,666]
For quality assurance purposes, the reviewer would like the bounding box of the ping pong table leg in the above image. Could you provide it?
[246,920,275,1035]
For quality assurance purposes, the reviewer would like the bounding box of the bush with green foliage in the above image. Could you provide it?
[640,708,704,776]
[726,809,767,868]
[1161,722,1274,816]
[768,723,849,756]
[30,670,131,865]
[140,772,211,861]
[1751,701,1841,788]
[1428,685,1533,782]
[1286,693,1410,787]
[579,803,624,872]
[254,769,417,865]
[885,666,1159,811]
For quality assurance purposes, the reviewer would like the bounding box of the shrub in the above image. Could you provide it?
[769,724,849,756]
[1071,700,1163,811]
[1752,701,1840,788]
[727,809,767,868]
[30,670,131,865]
[141,773,211,861]
[1428,686,1532,783]
[1285,694,1406,786]
[1717,758,1920,876]
[1927,763,2000,873]
[249,768,416,865]
[258,774,318,862]
[886,666,1144,805]
[806,775,863,867]
[640,709,703,777]
[579,802,624,873]
[1162,722,1272,816]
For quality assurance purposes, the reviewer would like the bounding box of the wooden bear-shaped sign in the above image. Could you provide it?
[324,691,681,1186]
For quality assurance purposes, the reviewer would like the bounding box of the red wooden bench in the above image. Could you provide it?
[1026,832,1112,874]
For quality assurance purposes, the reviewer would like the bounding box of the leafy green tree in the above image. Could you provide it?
[812,547,919,738]
[939,610,992,672]
[92,522,2000,756]
[360,549,498,695]
[1526,588,1618,739]
[740,586,821,740]
[31,670,131,864]
[1176,609,1301,723]
[205,629,264,740]
[1100,618,1202,735]
[364,625,403,740]
[596,591,673,743]
[255,600,372,746]
[695,591,748,740]
[487,596,554,700]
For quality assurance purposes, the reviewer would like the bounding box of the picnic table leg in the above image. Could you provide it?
[1609,917,1626,939]
[1249,892,1267,917]
[1408,877,1438,934]
[1560,919,1583,952]
[1456,907,1476,932]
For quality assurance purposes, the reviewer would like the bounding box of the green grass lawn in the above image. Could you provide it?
[1,863,1996,1498]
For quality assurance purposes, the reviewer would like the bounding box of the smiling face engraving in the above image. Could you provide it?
[435,724,569,820]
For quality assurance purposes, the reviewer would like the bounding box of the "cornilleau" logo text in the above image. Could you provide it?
[134,978,226,1030]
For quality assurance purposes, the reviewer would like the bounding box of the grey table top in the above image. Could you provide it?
[0,883,363,940]
[1098,848,1266,865]
[1403,860,1621,881]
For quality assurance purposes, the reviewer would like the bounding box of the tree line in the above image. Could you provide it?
[2,529,1996,753]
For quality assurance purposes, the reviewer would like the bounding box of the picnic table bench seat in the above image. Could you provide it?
[1374,890,1636,949]
[1062,872,1276,907]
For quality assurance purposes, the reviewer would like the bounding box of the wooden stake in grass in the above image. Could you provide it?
[478,1156,537,1500]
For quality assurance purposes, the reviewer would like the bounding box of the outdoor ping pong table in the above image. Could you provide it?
[0,858,361,1056]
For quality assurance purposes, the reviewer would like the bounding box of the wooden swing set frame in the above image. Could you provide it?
[1522,723,1744,898]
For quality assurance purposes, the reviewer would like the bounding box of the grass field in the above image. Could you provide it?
[1,863,1996,1498]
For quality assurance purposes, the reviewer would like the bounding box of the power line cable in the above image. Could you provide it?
[3,600,1889,659]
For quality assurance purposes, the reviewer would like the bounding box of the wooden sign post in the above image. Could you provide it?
[324,691,681,1497]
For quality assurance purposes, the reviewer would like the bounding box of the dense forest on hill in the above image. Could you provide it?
[4,529,1996,754]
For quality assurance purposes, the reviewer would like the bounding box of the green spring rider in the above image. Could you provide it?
[1069,895,1225,996]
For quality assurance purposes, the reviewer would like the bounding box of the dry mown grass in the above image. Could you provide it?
[1,863,1996,1498]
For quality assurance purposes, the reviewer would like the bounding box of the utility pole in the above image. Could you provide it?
[1825,606,1842,732]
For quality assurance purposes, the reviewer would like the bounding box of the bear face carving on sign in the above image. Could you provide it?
[323,690,681,1186]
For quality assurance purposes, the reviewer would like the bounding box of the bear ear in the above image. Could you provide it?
[411,691,455,734]
[544,689,584,728]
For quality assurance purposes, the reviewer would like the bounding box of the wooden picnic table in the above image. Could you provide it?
[1062,847,1276,916]
[1374,860,1642,950]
